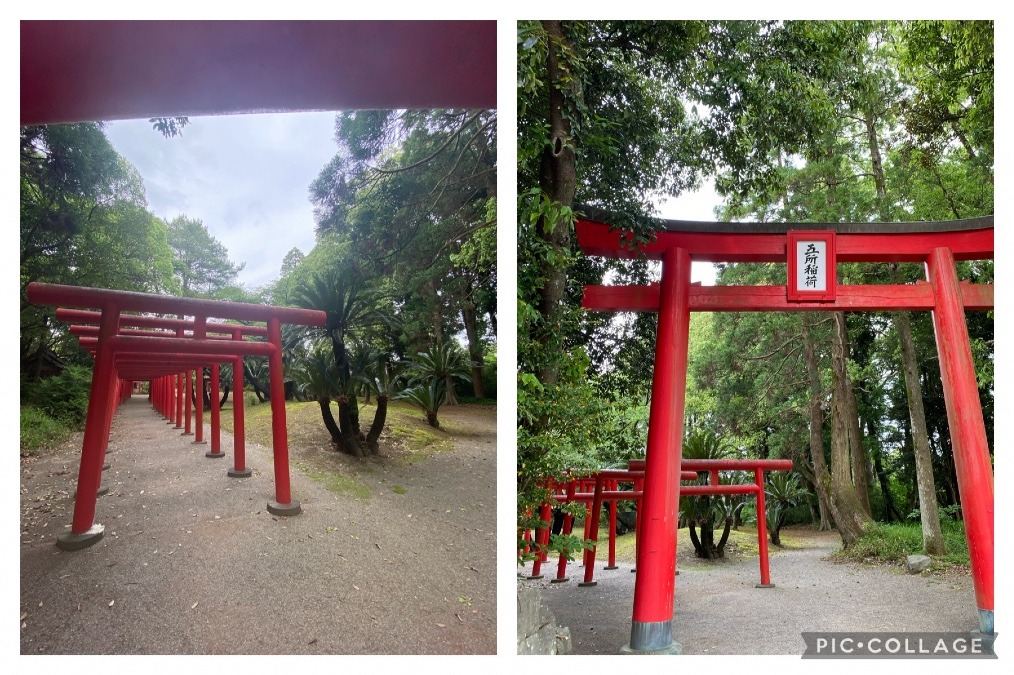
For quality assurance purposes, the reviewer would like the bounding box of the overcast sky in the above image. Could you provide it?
[105,111,339,290]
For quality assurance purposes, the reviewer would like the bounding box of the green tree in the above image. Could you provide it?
[166,215,245,296]
[21,123,177,376]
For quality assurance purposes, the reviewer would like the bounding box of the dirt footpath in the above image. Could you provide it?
[20,396,496,655]
[520,528,978,655]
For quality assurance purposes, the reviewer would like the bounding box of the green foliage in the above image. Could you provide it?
[149,117,190,138]
[21,123,179,373]
[765,472,810,543]
[21,365,93,427]
[407,342,472,391]
[834,521,969,567]
[166,215,245,296]
[20,406,72,456]
[396,379,445,428]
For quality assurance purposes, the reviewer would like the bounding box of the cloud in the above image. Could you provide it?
[106,111,337,289]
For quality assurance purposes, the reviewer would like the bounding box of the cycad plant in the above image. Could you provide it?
[357,352,403,451]
[398,378,446,429]
[294,266,383,456]
[291,343,341,446]
[398,342,472,426]
[765,471,809,546]
[407,342,472,405]
[679,429,739,559]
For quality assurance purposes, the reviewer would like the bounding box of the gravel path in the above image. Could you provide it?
[20,395,496,654]
[520,528,977,654]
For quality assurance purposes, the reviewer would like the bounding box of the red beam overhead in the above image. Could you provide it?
[575,220,994,263]
[583,283,994,313]
[30,282,325,326]
[21,20,496,125]
[56,308,268,336]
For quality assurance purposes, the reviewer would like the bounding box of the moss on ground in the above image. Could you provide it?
[217,397,450,497]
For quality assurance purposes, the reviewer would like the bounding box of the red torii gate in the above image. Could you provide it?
[576,208,994,653]
[61,308,267,475]
[26,282,327,551]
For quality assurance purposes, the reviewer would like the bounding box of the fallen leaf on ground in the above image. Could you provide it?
[436,623,445,628]
[108,600,114,607]
[191,602,199,609]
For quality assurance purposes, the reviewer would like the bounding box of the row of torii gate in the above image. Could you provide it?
[26,282,327,551]
[566,208,994,653]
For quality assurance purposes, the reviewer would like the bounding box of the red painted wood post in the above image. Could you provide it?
[58,305,121,549]
[182,369,194,435]
[629,475,642,573]
[927,246,994,635]
[174,371,184,428]
[553,482,575,583]
[208,363,224,458]
[627,246,691,654]
[580,474,605,586]
[529,501,552,579]
[605,478,619,570]
[193,367,206,444]
[266,317,300,515]
[192,317,207,445]
[755,468,774,587]
[228,354,251,478]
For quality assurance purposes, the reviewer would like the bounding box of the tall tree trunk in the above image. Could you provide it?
[830,312,873,546]
[892,269,945,554]
[535,20,578,389]
[866,103,943,551]
[837,314,872,516]
[461,300,486,398]
[803,321,834,531]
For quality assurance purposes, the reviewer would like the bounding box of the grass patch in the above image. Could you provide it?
[216,398,451,496]
[384,401,451,456]
[297,462,371,499]
[581,523,763,565]
[20,405,72,456]
[391,485,407,495]
[832,521,970,568]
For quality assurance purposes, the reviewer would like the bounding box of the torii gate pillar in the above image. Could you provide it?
[623,246,691,654]
[927,247,994,634]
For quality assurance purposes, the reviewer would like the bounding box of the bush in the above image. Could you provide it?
[20,405,72,456]
[836,521,970,566]
[22,365,93,427]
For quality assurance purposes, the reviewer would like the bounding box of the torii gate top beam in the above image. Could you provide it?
[30,282,326,327]
[575,208,994,263]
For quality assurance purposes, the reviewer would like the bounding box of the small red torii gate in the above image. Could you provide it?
[575,208,994,653]
[26,282,327,551]
[61,308,268,476]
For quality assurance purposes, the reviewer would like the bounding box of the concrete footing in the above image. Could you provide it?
[755,583,775,588]
[56,524,104,551]
[622,620,681,654]
[578,581,598,587]
[267,499,301,516]
[227,467,252,478]
[205,450,225,458]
